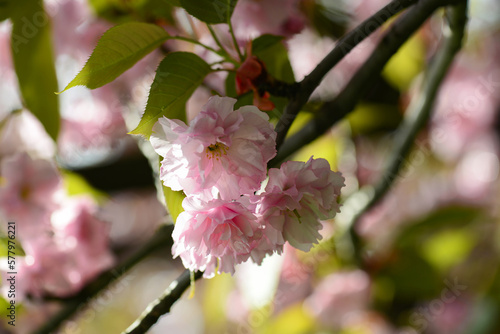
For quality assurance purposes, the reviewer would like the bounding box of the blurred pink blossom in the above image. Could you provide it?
[57,86,128,162]
[287,28,378,100]
[232,0,305,41]
[48,0,111,61]
[0,110,56,160]
[99,190,167,246]
[150,96,276,200]
[172,196,261,278]
[14,196,114,298]
[0,153,61,237]
[304,270,371,328]
[430,65,499,161]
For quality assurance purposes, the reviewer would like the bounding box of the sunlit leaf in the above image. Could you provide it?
[203,273,234,330]
[62,171,108,204]
[60,22,169,92]
[383,33,425,91]
[259,303,315,334]
[347,103,402,135]
[396,206,481,249]
[179,0,238,24]
[130,52,211,138]
[11,0,59,140]
[420,228,475,272]
[163,186,185,222]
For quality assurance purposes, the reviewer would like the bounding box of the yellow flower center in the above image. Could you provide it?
[206,142,229,161]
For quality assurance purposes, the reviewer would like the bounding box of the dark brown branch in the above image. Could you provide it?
[271,0,461,166]
[273,0,419,151]
[336,0,468,264]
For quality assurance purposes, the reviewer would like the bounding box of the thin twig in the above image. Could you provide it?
[33,224,174,334]
[336,0,468,264]
[122,270,204,334]
[228,18,243,61]
[207,24,236,64]
[271,0,460,166]
[273,0,419,151]
[168,35,227,59]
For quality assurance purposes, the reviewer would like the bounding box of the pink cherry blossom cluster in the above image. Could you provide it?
[151,96,345,277]
[0,153,114,298]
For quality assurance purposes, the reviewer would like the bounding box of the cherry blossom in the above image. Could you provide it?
[172,196,261,278]
[150,96,276,200]
[255,158,345,251]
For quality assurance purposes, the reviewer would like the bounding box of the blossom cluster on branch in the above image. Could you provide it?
[151,96,344,277]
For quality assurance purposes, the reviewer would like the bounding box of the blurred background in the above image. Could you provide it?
[0,0,500,333]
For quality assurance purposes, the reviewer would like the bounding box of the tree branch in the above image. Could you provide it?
[271,0,460,167]
[273,0,419,151]
[122,270,204,334]
[33,224,174,334]
[336,0,468,263]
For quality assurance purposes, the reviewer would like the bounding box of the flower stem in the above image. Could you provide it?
[168,35,224,57]
[207,24,237,64]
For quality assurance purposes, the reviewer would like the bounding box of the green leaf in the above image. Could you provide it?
[88,0,178,24]
[158,157,185,222]
[163,186,185,222]
[259,304,316,334]
[252,34,295,84]
[62,171,108,204]
[130,52,211,138]
[251,35,284,54]
[420,228,475,272]
[347,103,402,135]
[396,206,481,249]
[11,0,60,140]
[60,22,169,92]
[179,0,238,24]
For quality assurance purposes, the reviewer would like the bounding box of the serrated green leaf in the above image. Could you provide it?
[179,0,238,24]
[11,0,60,140]
[60,22,169,92]
[130,52,211,138]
